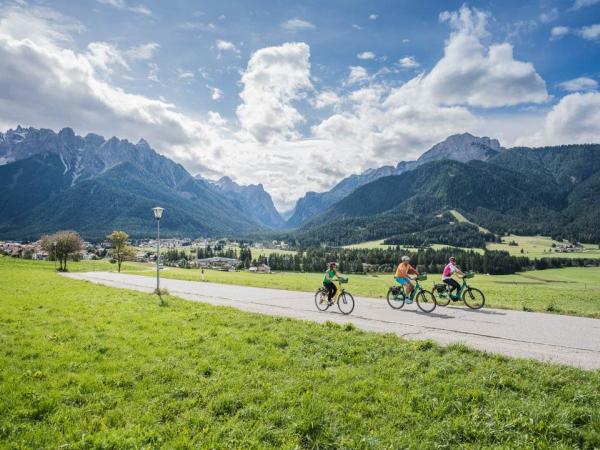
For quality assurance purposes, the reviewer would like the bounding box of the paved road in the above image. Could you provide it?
[63,272,600,370]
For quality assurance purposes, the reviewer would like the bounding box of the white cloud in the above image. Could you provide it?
[216,39,238,52]
[579,24,600,40]
[357,51,376,60]
[525,92,600,145]
[551,26,570,39]
[398,56,419,68]
[236,42,312,143]
[129,5,152,16]
[346,66,370,84]
[311,90,341,109]
[419,5,548,107]
[352,24,363,30]
[369,14,378,20]
[177,69,195,82]
[86,42,130,73]
[281,18,315,31]
[559,77,598,92]
[572,0,600,9]
[207,86,223,100]
[539,8,559,24]
[96,0,152,16]
[147,63,159,82]
[125,42,159,60]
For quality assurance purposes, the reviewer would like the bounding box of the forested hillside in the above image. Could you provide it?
[294,145,600,246]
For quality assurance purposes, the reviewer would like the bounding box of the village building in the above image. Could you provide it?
[249,264,271,274]
[197,256,241,271]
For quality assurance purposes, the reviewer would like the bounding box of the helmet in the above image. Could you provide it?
[329,261,337,268]
[401,255,410,262]
[449,256,456,262]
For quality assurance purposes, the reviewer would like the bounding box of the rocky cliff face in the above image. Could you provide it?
[209,176,284,229]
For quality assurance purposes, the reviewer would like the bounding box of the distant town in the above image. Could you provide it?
[0,237,291,273]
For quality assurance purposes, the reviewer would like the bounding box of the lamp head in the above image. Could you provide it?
[152,206,164,220]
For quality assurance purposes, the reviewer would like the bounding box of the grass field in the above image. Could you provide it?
[487,234,600,259]
[138,264,600,319]
[8,257,600,318]
[1,258,599,448]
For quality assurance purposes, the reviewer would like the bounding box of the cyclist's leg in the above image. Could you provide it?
[444,278,460,296]
[324,282,336,300]
[405,280,415,298]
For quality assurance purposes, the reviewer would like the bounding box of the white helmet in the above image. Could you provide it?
[401,255,410,262]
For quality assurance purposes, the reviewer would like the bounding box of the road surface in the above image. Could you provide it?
[63,272,600,370]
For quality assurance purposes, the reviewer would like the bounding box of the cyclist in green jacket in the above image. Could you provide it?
[323,262,339,302]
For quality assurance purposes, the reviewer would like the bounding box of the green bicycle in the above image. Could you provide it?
[432,272,485,309]
[386,273,437,313]
[315,277,355,315]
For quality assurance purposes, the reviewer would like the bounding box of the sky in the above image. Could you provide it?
[0,0,599,210]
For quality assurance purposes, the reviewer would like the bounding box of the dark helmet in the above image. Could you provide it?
[329,261,337,268]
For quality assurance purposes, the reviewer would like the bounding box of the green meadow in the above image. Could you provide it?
[1,257,599,448]
[138,264,600,319]
[7,257,600,317]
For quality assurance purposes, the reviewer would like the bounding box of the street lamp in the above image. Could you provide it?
[152,207,164,293]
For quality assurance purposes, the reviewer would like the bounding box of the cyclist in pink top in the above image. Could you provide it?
[442,256,465,299]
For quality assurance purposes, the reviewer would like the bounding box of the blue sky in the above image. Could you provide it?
[0,0,599,208]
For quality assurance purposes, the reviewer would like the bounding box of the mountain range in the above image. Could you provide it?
[285,133,504,227]
[1,126,599,245]
[293,143,600,246]
[0,126,276,240]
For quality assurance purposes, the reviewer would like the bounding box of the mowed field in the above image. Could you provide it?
[1,257,599,448]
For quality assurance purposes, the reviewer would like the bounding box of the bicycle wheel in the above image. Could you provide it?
[462,287,485,309]
[315,288,330,311]
[386,287,405,309]
[338,292,355,315]
[416,290,437,313]
[434,291,451,307]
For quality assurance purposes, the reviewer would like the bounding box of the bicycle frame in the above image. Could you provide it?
[395,278,423,298]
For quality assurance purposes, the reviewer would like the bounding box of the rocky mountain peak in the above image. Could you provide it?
[418,133,503,164]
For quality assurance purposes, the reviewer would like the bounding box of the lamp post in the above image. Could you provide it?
[152,207,164,293]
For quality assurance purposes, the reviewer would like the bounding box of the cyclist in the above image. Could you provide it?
[323,262,339,303]
[395,256,419,303]
[442,256,465,300]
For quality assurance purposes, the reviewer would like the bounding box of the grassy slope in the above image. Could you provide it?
[1,258,599,448]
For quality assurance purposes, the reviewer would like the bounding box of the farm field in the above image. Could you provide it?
[1,257,599,448]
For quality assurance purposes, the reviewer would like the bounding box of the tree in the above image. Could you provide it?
[107,231,134,273]
[41,231,83,272]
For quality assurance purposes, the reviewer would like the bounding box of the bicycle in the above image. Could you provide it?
[386,273,437,313]
[432,271,485,309]
[315,277,355,315]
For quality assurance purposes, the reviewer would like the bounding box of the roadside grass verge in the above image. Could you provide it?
[1,258,599,448]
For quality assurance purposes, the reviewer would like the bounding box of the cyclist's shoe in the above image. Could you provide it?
[405,298,413,304]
